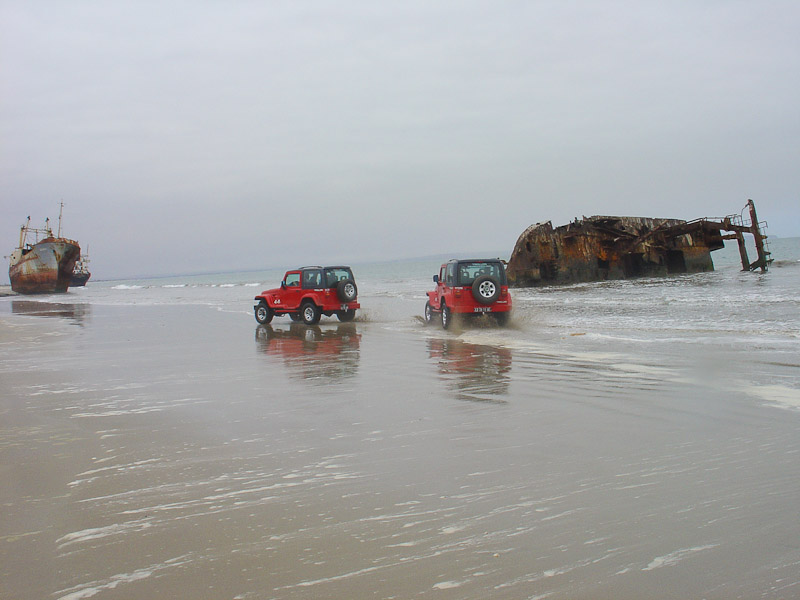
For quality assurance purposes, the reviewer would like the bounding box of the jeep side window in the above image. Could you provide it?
[285,273,300,287]
[324,268,351,287]
[445,263,456,285]
[301,270,322,289]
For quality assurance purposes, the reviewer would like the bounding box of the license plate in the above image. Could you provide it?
[473,307,491,313]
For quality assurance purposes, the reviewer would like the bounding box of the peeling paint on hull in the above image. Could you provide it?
[9,240,81,294]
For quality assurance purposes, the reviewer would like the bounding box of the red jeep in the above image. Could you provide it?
[424,259,512,329]
[254,266,359,325]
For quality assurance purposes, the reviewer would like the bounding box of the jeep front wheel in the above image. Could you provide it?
[472,275,500,304]
[301,301,321,325]
[255,301,274,324]
[424,301,435,325]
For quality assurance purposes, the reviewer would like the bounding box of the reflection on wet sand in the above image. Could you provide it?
[255,322,361,383]
[11,300,90,325]
[427,337,512,401]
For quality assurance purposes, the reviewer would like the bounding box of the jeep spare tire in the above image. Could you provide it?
[472,275,500,304]
[336,279,358,302]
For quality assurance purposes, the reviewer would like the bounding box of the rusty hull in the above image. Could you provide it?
[507,201,771,287]
[507,216,723,287]
[8,238,81,294]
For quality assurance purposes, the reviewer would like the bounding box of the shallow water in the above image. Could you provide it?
[1,240,799,599]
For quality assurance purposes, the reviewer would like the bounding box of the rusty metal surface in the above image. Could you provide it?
[8,239,81,294]
[507,201,770,287]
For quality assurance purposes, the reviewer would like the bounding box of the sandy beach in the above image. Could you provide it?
[1,265,799,600]
[3,1,799,596]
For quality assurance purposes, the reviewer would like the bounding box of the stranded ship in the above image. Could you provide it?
[8,205,82,294]
[70,250,91,287]
[507,200,771,287]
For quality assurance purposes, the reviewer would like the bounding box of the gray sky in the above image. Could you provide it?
[2,1,799,280]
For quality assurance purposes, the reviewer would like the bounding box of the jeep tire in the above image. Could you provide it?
[336,309,356,322]
[441,303,452,330]
[301,301,321,325]
[472,275,500,304]
[255,301,274,324]
[336,279,358,302]
[424,301,435,325]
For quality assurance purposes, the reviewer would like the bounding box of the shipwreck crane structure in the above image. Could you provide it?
[721,199,771,272]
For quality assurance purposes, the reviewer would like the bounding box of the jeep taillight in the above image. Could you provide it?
[501,288,508,297]
[454,288,462,297]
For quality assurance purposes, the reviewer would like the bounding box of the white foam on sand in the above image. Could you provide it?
[432,580,463,589]
[745,383,800,411]
[55,555,193,600]
[643,544,718,571]
[56,520,152,548]
[57,569,153,600]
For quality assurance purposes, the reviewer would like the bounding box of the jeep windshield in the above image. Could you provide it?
[456,261,506,286]
[324,267,354,288]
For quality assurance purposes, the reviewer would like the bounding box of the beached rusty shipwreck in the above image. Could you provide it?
[507,199,771,287]
[8,205,82,294]
[70,250,91,287]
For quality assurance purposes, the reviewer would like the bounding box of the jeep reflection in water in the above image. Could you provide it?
[254,266,360,325]
[424,259,512,329]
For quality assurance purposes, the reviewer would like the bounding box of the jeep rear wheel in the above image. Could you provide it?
[441,303,452,330]
[472,275,500,304]
[336,279,358,302]
[495,311,510,326]
[301,301,321,325]
[336,309,356,322]
[255,301,274,324]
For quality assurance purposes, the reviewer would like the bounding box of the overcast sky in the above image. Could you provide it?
[2,1,798,279]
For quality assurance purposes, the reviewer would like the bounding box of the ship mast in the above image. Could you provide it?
[19,217,30,249]
[58,201,64,238]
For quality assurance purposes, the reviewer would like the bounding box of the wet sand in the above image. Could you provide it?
[1,300,799,599]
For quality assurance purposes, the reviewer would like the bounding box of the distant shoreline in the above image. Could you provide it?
[0,285,16,297]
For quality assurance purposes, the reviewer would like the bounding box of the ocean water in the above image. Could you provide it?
[17,237,800,326]
[20,238,799,378]
[1,238,799,599]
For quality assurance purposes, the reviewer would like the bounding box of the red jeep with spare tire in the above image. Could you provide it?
[424,259,512,329]
[254,266,360,325]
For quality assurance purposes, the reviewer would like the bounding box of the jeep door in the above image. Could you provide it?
[435,264,450,308]
[282,271,303,309]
